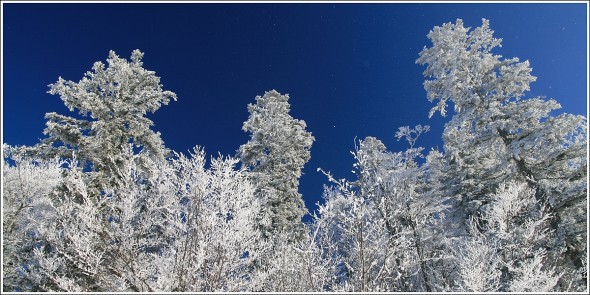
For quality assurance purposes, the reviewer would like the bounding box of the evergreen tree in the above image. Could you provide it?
[23,50,177,189]
[239,90,315,238]
[416,18,587,290]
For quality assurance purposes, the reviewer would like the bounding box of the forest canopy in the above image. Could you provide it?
[2,19,587,292]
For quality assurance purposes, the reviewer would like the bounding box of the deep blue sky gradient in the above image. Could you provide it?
[2,2,587,218]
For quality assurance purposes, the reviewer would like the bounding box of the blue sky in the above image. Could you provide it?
[2,2,587,218]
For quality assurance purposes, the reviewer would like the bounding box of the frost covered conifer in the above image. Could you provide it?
[27,50,176,188]
[2,50,267,292]
[239,90,315,239]
[416,19,587,290]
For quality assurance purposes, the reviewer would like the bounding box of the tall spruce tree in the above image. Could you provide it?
[24,50,177,190]
[239,90,315,238]
[416,19,587,290]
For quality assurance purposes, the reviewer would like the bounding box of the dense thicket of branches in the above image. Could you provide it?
[3,19,587,292]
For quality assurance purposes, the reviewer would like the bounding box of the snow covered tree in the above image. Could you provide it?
[416,19,587,290]
[314,180,392,292]
[314,127,452,292]
[3,50,270,292]
[20,50,176,190]
[453,221,503,292]
[454,181,562,292]
[7,146,266,292]
[253,228,336,292]
[238,90,315,239]
[2,145,64,291]
[159,148,267,292]
[3,21,585,291]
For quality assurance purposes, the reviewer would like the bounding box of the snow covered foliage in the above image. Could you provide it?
[417,19,587,290]
[454,181,561,292]
[239,90,315,238]
[313,127,453,292]
[2,17,587,292]
[252,228,336,292]
[150,149,265,292]
[2,145,64,291]
[20,50,177,189]
[2,50,265,292]
[3,145,265,292]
